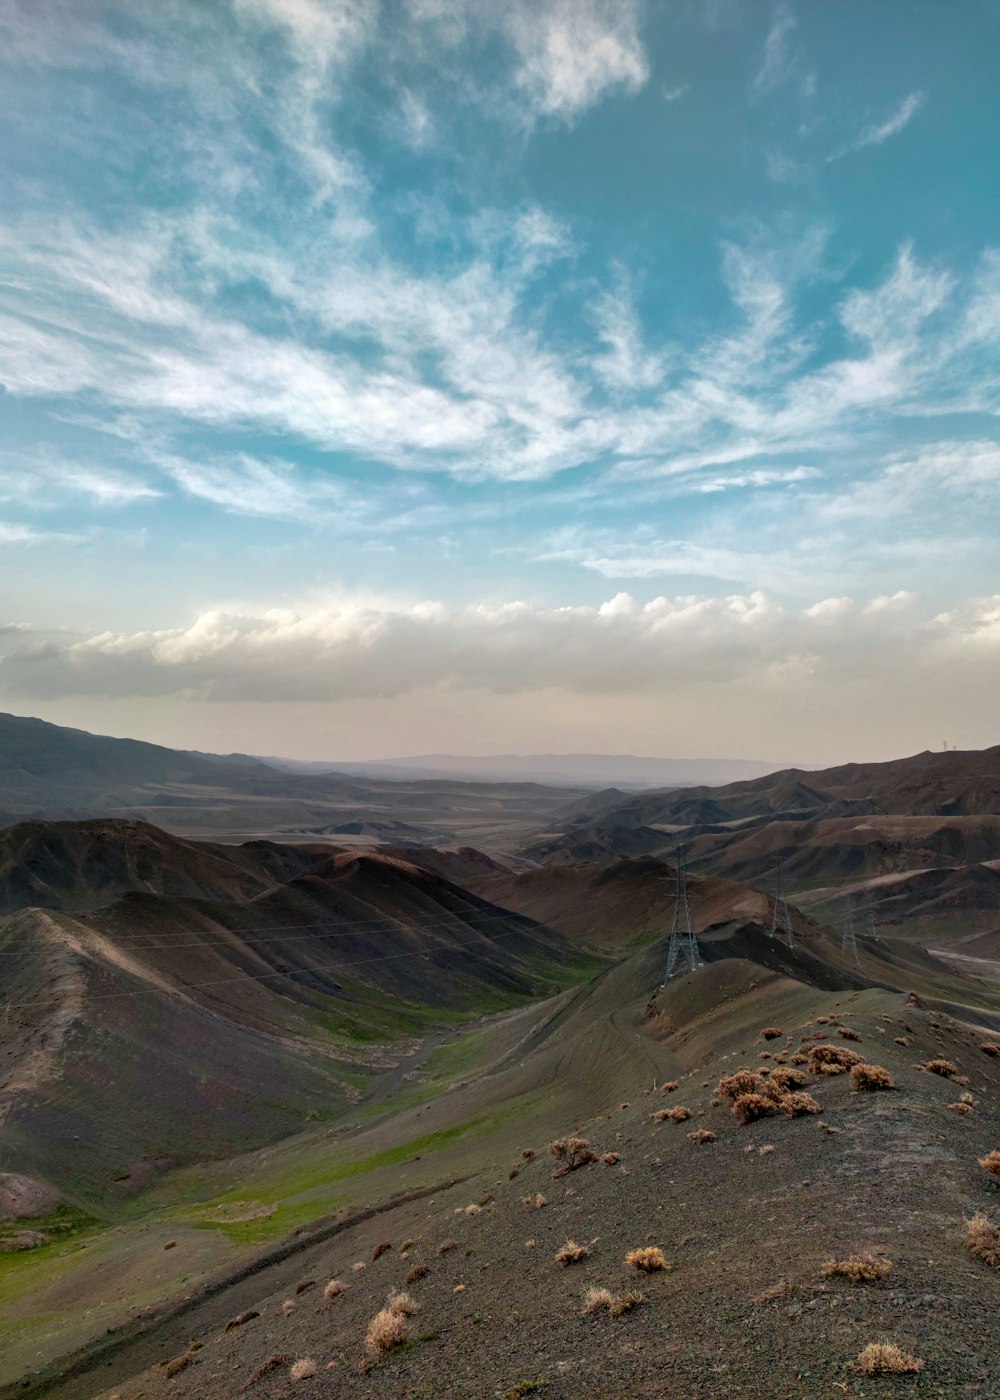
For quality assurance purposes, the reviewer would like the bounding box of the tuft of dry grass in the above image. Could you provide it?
[281,1300,296,1316]
[732,1092,779,1125]
[837,1025,861,1041]
[758,1144,775,1156]
[582,1286,644,1317]
[386,1289,418,1315]
[555,1239,589,1267]
[352,1261,366,1273]
[225,1309,260,1332]
[981,1042,1000,1058]
[660,1081,679,1094]
[549,1137,597,1176]
[687,1129,716,1145]
[294,1279,315,1295]
[789,1052,810,1066]
[780,1091,822,1117]
[453,1283,465,1293]
[163,1353,193,1378]
[405,1264,429,1285]
[822,1253,892,1282]
[625,1246,669,1273]
[534,1193,547,1208]
[979,1150,1000,1180]
[809,1044,863,1075]
[464,1203,481,1216]
[243,1353,291,1386]
[521,1147,536,1160]
[894,1035,912,1047]
[923,1058,958,1077]
[966,1213,1000,1267]
[372,1241,392,1260]
[947,1101,973,1115]
[290,1358,318,1381]
[850,1062,895,1092]
[364,1307,410,1358]
[663,1106,691,1122]
[323,1278,346,1304]
[760,1027,783,1040]
[856,1342,923,1375]
[601,1151,620,1165]
[438,1239,457,1255]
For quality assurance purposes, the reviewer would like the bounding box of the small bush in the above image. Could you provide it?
[966,1213,1000,1267]
[372,1241,392,1260]
[732,1092,779,1125]
[717,1070,774,1105]
[660,1081,679,1094]
[981,1042,1000,1058]
[405,1263,429,1285]
[549,1137,597,1175]
[837,1025,861,1041]
[923,1058,958,1077]
[947,1101,973,1115]
[438,1239,457,1255]
[687,1129,716,1145]
[894,1035,911,1047]
[625,1246,669,1273]
[464,1203,481,1216]
[281,1300,296,1316]
[760,1027,783,1040]
[245,1354,291,1386]
[758,1144,775,1156]
[601,1151,620,1165]
[365,1307,410,1357]
[521,1147,536,1160]
[323,1278,346,1303]
[163,1353,192,1378]
[789,1052,810,1066]
[979,1150,1000,1180]
[534,1193,547,1208]
[386,1289,418,1315]
[781,1091,822,1117]
[823,1253,892,1282]
[583,1286,643,1316]
[851,1062,895,1092]
[290,1358,318,1381]
[650,1108,670,1123]
[294,1278,315,1295]
[665,1106,691,1122]
[809,1044,863,1075]
[555,1239,589,1267]
[770,1067,808,1093]
[856,1342,923,1375]
[225,1310,260,1331]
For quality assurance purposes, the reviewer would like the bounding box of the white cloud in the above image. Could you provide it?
[752,6,796,95]
[3,588,997,704]
[830,90,925,160]
[504,0,649,120]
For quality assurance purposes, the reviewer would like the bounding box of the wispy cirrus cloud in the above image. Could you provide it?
[829,90,925,160]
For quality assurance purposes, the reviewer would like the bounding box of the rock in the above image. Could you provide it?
[0,1173,60,1221]
[0,1229,50,1251]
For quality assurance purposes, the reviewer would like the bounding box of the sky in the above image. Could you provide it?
[0,0,998,766]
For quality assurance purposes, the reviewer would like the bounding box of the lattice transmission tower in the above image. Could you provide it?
[841,900,860,968]
[662,846,701,980]
[768,867,795,949]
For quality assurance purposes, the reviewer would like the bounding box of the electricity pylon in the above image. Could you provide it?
[841,900,860,968]
[663,846,701,980]
[769,867,795,949]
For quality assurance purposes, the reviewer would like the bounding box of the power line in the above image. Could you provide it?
[661,845,701,981]
[768,867,795,949]
[1,921,563,1013]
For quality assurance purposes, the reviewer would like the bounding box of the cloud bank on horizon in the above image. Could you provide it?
[0,0,997,762]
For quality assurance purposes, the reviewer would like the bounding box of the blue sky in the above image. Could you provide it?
[0,0,998,763]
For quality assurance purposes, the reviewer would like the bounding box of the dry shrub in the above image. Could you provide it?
[555,1239,589,1267]
[282,1300,296,1316]
[981,1042,1000,1058]
[464,1203,481,1216]
[364,1307,410,1358]
[405,1263,429,1285]
[894,1036,911,1047]
[294,1279,315,1295]
[386,1290,418,1315]
[770,1067,808,1093]
[947,1101,973,1115]
[549,1137,597,1175]
[789,1052,810,1066]
[660,1081,679,1094]
[760,1027,783,1040]
[352,1261,366,1273]
[521,1147,536,1160]
[966,1213,1000,1267]
[225,1310,259,1332]
[163,1353,192,1378]
[758,1144,775,1156]
[372,1241,392,1260]
[625,1246,669,1273]
[952,1074,970,1087]
[923,1058,958,1077]
[816,1016,832,1024]
[582,1286,643,1317]
[438,1239,457,1255]
[837,1025,861,1041]
[650,1108,671,1123]
[732,1092,779,1125]
[781,1091,822,1117]
[323,1278,346,1303]
[665,1106,691,1123]
[290,1359,318,1381]
[979,1150,1000,1180]
[244,1353,291,1386]
[717,1070,774,1105]
[534,1193,547,1208]
[687,1129,716,1145]
[809,1044,863,1075]
[851,1062,895,1092]
[823,1253,892,1282]
[601,1151,620,1165]
[856,1342,923,1375]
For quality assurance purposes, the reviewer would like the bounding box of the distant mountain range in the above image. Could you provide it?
[262,751,797,788]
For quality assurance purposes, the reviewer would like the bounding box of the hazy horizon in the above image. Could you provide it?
[1,2,998,764]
